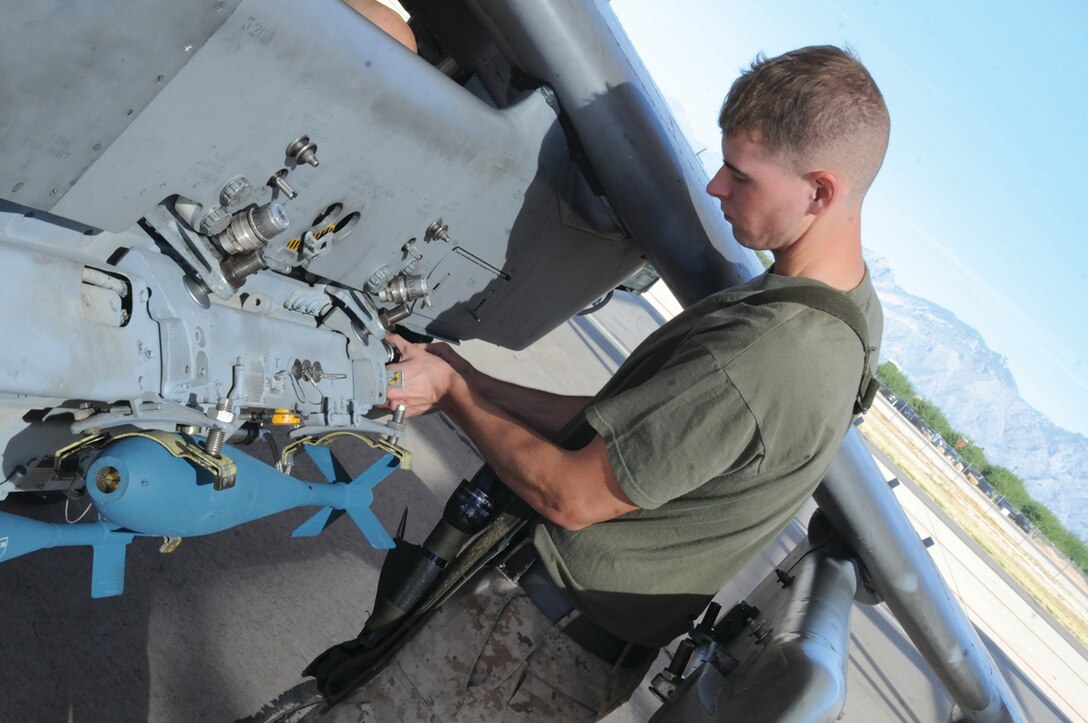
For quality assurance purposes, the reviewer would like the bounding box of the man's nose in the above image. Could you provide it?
[707,168,730,199]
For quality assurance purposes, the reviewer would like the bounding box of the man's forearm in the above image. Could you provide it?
[441,376,631,530]
[465,369,591,441]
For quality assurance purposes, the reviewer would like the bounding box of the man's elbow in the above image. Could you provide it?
[537,443,638,531]
[546,511,592,532]
[542,499,613,532]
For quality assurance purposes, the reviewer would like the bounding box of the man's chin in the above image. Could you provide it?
[731,229,769,251]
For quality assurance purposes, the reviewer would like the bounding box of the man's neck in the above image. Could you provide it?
[771,217,865,291]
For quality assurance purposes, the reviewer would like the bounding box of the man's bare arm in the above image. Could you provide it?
[386,337,637,530]
[425,342,591,441]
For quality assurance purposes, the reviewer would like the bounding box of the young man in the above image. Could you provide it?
[313,45,889,721]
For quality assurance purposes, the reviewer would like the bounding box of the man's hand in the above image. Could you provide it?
[422,341,477,381]
[384,334,464,417]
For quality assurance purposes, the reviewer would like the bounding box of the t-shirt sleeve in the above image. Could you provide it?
[584,342,763,509]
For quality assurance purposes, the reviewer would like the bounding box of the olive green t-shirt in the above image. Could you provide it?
[532,267,883,647]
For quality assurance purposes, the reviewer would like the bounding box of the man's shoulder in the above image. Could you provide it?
[686,282,868,412]
[699,266,882,352]
[688,277,857,358]
[645,267,879,394]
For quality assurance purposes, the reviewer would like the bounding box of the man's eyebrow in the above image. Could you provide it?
[722,158,748,177]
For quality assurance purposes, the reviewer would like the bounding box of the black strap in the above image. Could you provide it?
[741,286,880,415]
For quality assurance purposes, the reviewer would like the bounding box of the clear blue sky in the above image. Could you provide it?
[613,0,1088,437]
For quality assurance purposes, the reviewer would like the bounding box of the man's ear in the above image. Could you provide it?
[805,170,839,214]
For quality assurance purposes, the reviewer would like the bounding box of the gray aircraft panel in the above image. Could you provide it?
[17,0,644,349]
[0,0,240,211]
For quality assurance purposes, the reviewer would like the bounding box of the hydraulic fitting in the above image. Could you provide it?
[378,274,429,305]
[215,202,290,255]
[378,303,412,329]
[221,250,266,289]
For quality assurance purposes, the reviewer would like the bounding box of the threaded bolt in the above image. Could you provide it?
[206,426,225,457]
[391,404,406,426]
[286,136,319,167]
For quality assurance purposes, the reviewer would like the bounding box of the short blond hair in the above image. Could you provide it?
[719,46,890,198]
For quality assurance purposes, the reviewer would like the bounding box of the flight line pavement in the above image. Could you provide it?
[0,289,1076,722]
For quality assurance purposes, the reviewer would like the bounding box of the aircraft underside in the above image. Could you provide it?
[0,1,1025,720]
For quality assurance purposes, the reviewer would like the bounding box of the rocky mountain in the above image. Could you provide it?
[868,253,1088,539]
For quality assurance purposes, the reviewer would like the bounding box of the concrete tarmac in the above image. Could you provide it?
[0,291,1077,722]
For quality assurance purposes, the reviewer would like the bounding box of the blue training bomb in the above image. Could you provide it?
[0,435,398,598]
